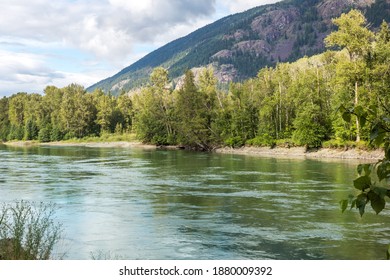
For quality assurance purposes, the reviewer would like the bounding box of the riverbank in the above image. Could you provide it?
[215,146,384,160]
[1,140,156,149]
[2,141,384,160]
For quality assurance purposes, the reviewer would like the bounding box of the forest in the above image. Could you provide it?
[0,10,389,153]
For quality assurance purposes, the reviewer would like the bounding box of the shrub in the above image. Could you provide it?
[50,126,63,142]
[292,104,328,148]
[322,139,371,150]
[275,139,297,148]
[224,136,244,148]
[38,127,51,143]
[0,201,63,260]
[246,134,275,147]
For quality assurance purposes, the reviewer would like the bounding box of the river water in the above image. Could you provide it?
[0,144,389,260]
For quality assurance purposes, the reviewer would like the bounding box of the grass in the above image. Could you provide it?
[322,139,372,150]
[59,133,139,144]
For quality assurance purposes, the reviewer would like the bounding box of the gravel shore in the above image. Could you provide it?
[215,146,384,161]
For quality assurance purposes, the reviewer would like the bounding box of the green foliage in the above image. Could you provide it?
[247,134,276,147]
[175,70,214,150]
[8,125,24,141]
[224,136,244,148]
[329,11,390,225]
[325,10,374,59]
[38,127,51,143]
[292,104,327,148]
[0,201,63,260]
[133,67,176,146]
[50,126,63,142]
[322,139,370,150]
[340,100,390,217]
[0,97,10,141]
[387,245,390,260]
[24,119,39,141]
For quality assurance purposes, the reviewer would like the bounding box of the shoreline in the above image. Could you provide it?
[1,141,384,161]
[1,140,156,149]
[215,146,384,161]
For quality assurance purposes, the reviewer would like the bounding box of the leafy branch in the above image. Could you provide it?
[340,105,390,217]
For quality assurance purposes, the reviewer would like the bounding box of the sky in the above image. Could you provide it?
[0,0,282,96]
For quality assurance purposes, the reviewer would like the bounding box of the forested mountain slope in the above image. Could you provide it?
[87,0,390,95]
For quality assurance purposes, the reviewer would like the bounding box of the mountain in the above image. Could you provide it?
[87,0,390,95]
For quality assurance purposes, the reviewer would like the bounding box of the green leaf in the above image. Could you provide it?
[387,245,390,260]
[357,164,372,176]
[377,161,390,181]
[354,105,365,117]
[356,193,368,217]
[385,142,390,160]
[340,199,349,213]
[370,124,379,140]
[350,198,357,210]
[357,164,363,176]
[342,111,351,123]
[373,187,389,199]
[370,124,386,146]
[368,105,377,116]
[359,112,368,128]
[368,191,386,215]
[353,176,371,191]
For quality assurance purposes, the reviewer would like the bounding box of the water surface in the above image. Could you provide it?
[0,144,389,260]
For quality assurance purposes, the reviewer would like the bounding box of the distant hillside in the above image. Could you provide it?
[87,0,390,95]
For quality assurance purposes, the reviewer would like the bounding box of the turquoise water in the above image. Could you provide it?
[0,144,389,260]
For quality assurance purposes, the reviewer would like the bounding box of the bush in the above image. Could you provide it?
[246,134,275,147]
[50,126,64,142]
[0,201,63,260]
[7,125,24,141]
[292,104,328,148]
[322,139,371,150]
[38,127,51,143]
[224,136,244,148]
[151,135,169,146]
[275,139,297,148]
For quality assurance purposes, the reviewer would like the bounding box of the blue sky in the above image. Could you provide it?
[0,0,281,96]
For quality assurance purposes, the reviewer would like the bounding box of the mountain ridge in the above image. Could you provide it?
[87,0,390,95]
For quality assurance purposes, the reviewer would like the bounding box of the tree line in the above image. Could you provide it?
[0,84,132,142]
[0,10,389,152]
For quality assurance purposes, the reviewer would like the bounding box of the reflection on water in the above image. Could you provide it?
[0,144,389,260]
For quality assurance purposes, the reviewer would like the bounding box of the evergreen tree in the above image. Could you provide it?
[175,70,213,150]
[0,97,10,141]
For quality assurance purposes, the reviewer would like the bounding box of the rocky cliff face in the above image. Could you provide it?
[88,0,389,95]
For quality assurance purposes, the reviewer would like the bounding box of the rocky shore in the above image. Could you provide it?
[215,146,384,161]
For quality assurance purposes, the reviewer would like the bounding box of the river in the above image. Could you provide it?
[0,144,389,260]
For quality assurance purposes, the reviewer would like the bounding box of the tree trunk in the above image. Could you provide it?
[355,81,360,142]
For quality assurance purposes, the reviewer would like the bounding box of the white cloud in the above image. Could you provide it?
[222,0,282,13]
[0,49,64,92]
[0,0,282,96]
[0,0,218,62]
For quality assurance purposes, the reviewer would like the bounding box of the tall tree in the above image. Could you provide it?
[60,84,96,138]
[133,68,175,145]
[325,9,374,142]
[0,97,10,141]
[116,93,133,133]
[175,70,213,150]
[42,86,64,141]
[8,93,28,140]
[94,89,116,134]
